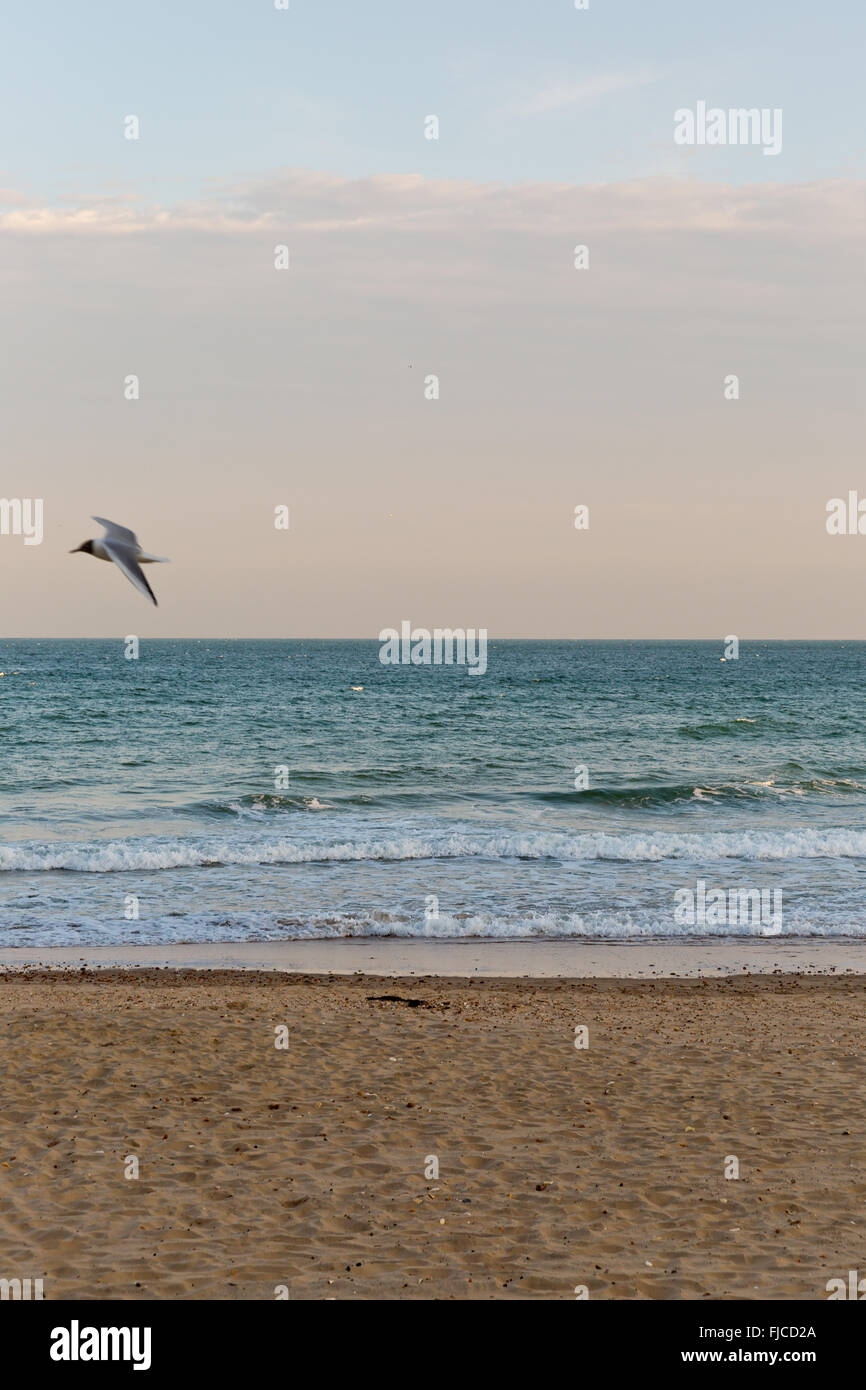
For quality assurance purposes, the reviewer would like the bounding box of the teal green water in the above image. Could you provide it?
[1,640,864,944]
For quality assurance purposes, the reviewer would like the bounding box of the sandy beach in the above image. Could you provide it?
[1,967,863,1300]
[3,937,866,976]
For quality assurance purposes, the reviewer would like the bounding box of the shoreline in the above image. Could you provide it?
[1,936,865,978]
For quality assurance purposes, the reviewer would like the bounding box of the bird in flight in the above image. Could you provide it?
[70,517,169,606]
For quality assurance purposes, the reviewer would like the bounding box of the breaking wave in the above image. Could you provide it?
[4,824,866,872]
[3,906,866,947]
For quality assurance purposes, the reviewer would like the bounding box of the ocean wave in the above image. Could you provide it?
[536,777,865,807]
[190,774,866,821]
[4,825,866,872]
[677,715,793,739]
[2,906,865,946]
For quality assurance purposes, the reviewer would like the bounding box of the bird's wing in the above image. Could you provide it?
[103,540,158,606]
[93,516,138,546]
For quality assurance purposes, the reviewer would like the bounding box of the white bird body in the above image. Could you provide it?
[87,538,165,564]
[71,517,169,605]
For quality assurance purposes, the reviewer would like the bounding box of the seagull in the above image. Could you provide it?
[70,517,169,606]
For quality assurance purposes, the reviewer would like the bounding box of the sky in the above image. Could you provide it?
[1,0,865,636]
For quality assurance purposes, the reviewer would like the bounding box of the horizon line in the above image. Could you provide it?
[5,636,866,645]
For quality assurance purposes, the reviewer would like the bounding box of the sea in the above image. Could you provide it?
[1,639,864,947]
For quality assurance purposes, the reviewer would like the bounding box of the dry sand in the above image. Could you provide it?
[1,969,863,1300]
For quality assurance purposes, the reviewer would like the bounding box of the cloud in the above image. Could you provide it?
[0,187,36,207]
[0,169,862,245]
[520,70,662,115]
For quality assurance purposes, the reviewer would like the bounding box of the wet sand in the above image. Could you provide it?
[2,937,866,976]
[1,969,863,1300]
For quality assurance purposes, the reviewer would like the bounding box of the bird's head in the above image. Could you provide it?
[70,540,94,555]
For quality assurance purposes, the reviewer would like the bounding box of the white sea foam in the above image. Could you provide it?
[3,825,866,872]
[2,904,865,948]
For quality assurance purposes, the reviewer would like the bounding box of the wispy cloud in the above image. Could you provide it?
[0,170,861,244]
[521,69,662,115]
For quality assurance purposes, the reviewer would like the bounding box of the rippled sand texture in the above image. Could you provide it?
[0,970,863,1300]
